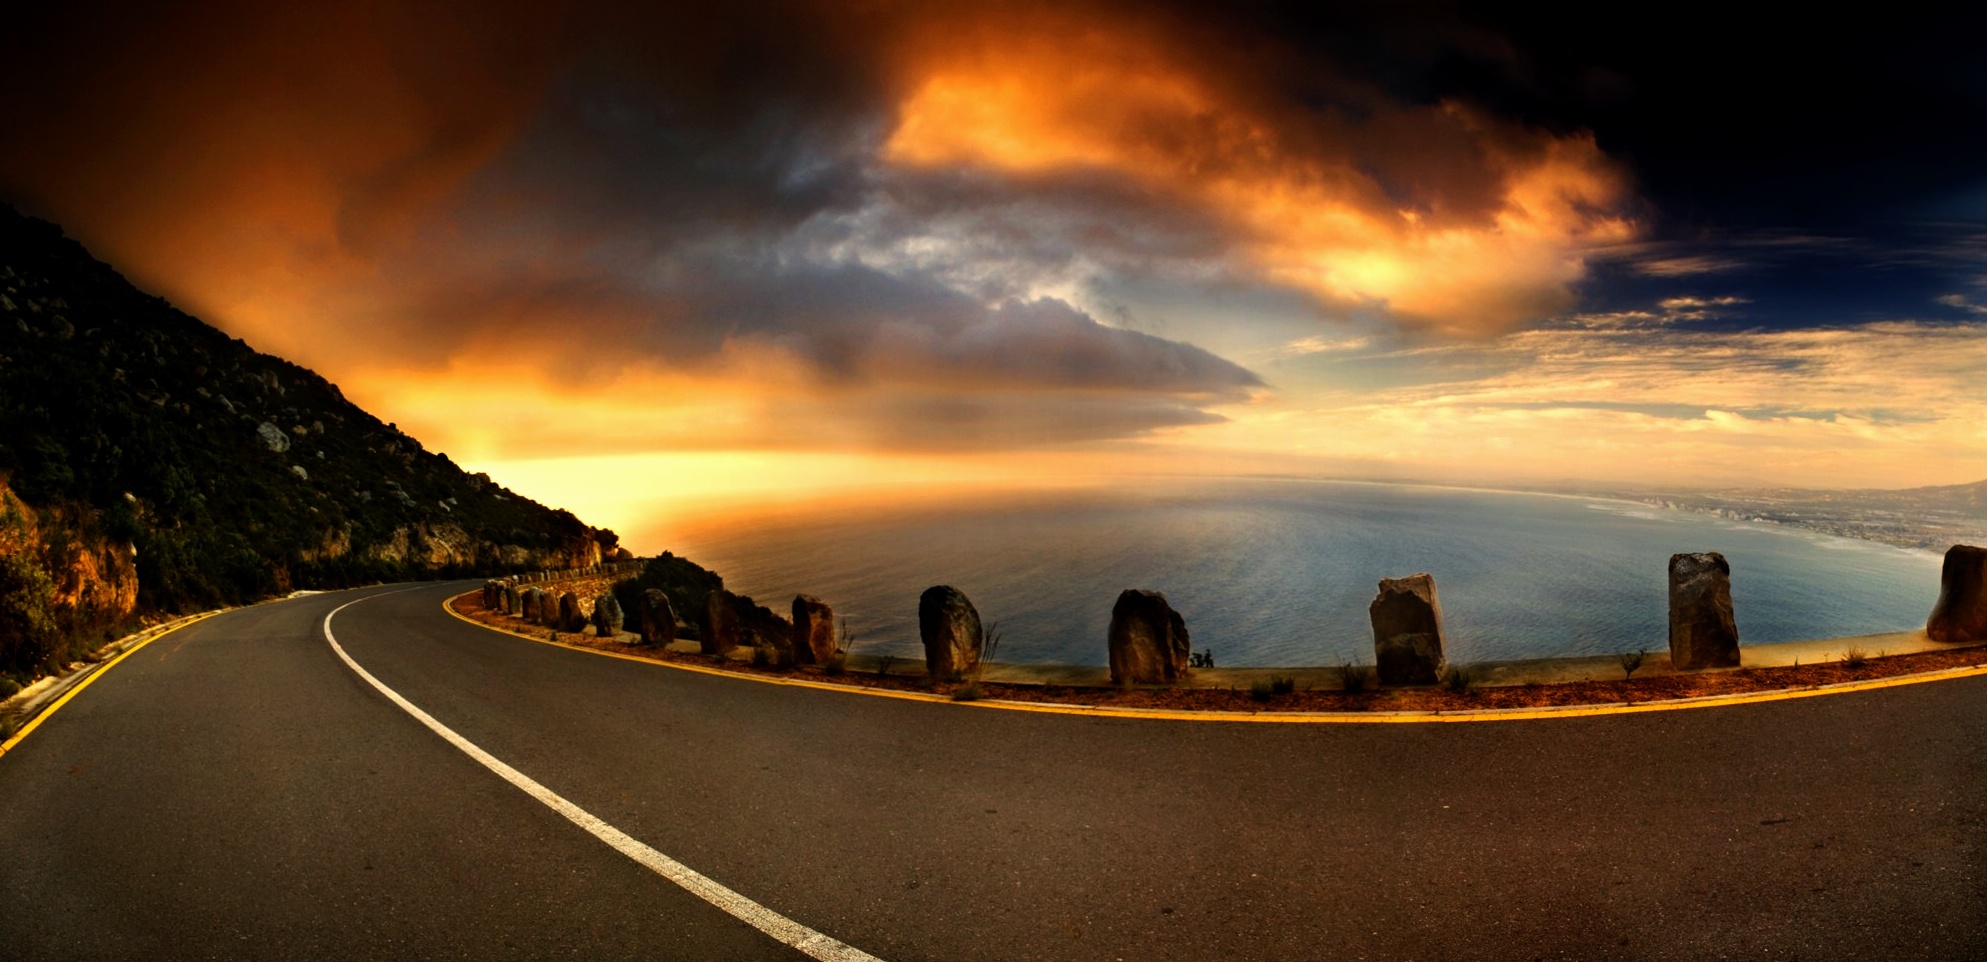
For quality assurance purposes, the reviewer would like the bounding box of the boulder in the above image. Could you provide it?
[521,587,542,623]
[482,579,501,609]
[1669,552,1740,669]
[640,589,677,646]
[592,593,623,639]
[255,421,290,453]
[502,584,521,616]
[1108,589,1190,685]
[791,594,835,664]
[699,589,739,655]
[919,585,984,680]
[539,591,563,628]
[1369,574,1447,685]
[559,592,584,633]
[1927,544,1987,643]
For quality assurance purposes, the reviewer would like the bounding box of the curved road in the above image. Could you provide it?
[1,583,1982,960]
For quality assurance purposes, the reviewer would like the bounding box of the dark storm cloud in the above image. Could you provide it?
[0,0,1268,443]
[1237,3,1987,228]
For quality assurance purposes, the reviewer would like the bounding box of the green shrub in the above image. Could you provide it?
[1249,679,1273,702]
[1842,646,1869,669]
[750,645,772,668]
[875,653,897,678]
[1619,649,1646,679]
[1270,674,1296,695]
[950,681,983,702]
[1441,665,1475,693]
[1339,659,1375,693]
[0,554,60,676]
[978,620,1002,678]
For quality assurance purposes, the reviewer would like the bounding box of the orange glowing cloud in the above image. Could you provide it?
[882,25,1636,335]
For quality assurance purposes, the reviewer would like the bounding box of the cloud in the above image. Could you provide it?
[878,11,1640,335]
[1936,294,1987,316]
[1279,335,1375,356]
[1635,254,1746,276]
[1567,294,1748,328]
[1213,320,1987,487]
[12,0,1965,496]
[0,1,1280,454]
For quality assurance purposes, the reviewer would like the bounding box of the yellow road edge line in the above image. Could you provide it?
[441,592,1987,724]
[0,610,226,757]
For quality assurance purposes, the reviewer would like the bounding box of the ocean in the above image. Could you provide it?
[668,478,1946,667]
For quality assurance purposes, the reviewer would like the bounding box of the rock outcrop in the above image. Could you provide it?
[591,593,622,639]
[791,594,835,664]
[1108,589,1190,685]
[1927,544,1987,643]
[0,478,139,648]
[1369,573,1447,686]
[699,589,739,655]
[255,421,290,453]
[918,585,983,680]
[640,588,676,646]
[1669,552,1740,669]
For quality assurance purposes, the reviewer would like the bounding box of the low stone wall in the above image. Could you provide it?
[468,545,1987,689]
[480,560,644,633]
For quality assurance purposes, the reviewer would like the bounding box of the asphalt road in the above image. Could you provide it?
[2,582,1982,960]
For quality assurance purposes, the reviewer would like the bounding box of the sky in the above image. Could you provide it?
[3,1,1982,548]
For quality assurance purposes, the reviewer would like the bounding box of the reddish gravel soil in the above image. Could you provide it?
[452,590,1987,713]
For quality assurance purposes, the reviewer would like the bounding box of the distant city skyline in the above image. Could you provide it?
[3,2,1981,545]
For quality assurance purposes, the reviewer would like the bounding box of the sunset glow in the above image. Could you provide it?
[2,2,1978,550]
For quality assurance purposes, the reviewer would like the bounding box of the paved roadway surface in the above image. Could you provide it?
[2,582,1982,960]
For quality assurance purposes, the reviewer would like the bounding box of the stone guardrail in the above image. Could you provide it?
[475,546,1987,689]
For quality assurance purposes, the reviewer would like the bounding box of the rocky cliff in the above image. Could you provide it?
[0,204,612,677]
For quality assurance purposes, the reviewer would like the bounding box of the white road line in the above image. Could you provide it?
[324,591,880,962]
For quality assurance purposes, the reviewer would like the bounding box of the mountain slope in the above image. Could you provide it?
[0,204,613,677]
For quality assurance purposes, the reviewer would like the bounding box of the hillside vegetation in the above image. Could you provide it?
[0,205,614,680]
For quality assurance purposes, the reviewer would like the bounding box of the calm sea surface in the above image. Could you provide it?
[668,478,1945,667]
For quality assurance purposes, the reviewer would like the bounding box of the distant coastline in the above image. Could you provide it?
[1562,481,1984,554]
[1240,474,1983,554]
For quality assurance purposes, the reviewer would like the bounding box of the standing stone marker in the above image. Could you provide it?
[1927,544,1987,643]
[640,589,677,647]
[502,584,520,616]
[559,592,583,633]
[520,587,542,623]
[591,593,622,639]
[1369,573,1447,685]
[791,595,835,664]
[1669,552,1740,669]
[700,589,740,656]
[1108,589,1190,685]
[919,585,984,680]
